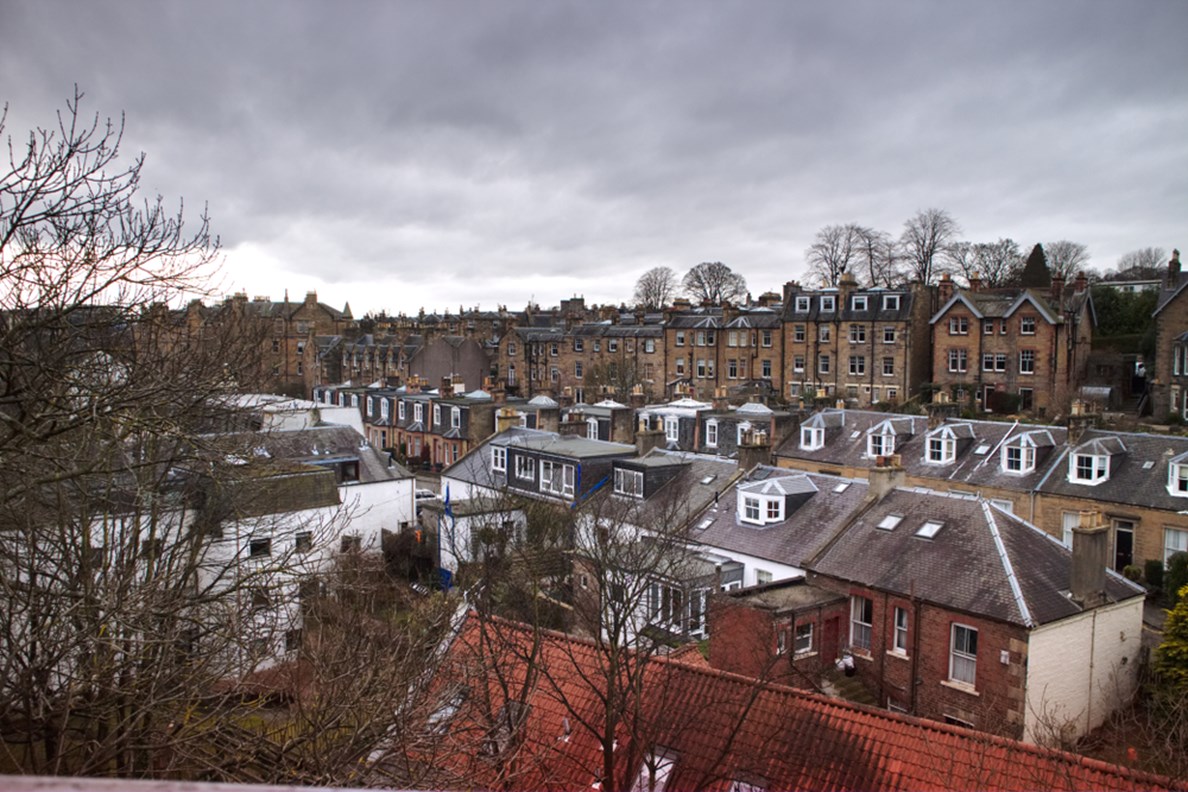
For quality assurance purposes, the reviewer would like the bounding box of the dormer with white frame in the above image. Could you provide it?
[798,410,845,452]
[736,474,818,526]
[865,417,916,458]
[999,429,1054,475]
[922,423,975,465]
[1067,436,1125,486]
[1168,451,1188,496]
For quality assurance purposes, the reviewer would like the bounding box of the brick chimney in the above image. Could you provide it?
[1070,510,1109,609]
[1050,272,1065,303]
[558,410,587,437]
[868,454,904,500]
[635,416,666,456]
[1074,270,1088,294]
[938,272,955,303]
[737,427,771,472]
[609,406,635,444]
[440,377,453,399]
[712,386,729,412]
[1169,249,1182,290]
[629,384,646,410]
[495,407,521,434]
[968,272,982,293]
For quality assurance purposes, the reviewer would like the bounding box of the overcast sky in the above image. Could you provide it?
[3,1,1186,316]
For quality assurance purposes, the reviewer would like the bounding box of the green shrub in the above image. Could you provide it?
[1146,559,1165,591]
[1167,552,1188,605]
[1123,564,1145,584]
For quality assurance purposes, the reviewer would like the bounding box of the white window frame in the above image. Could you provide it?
[883,294,900,311]
[515,455,536,481]
[491,446,507,472]
[820,295,836,312]
[882,326,896,344]
[587,417,599,440]
[818,354,831,374]
[795,296,811,313]
[793,355,805,373]
[664,417,679,442]
[849,355,865,376]
[1166,527,1188,565]
[852,295,868,311]
[893,607,909,655]
[1019,349,1035,375]
[1001,445,1035,474]
[398,400,406,420]
[1169,463,1188,496]
[818,325,832,342]
[926,435,956,464]
[948,317,969,335]
[794,622,813,654]
[614,468,644,498]
[1070,453,1108,484]
[433,404,442,426]
[413,402,423,423]
[800,426,824,451]
[451,407,461,429]
[949,624,978,687]
[706,420,719,448]
[540,460,575,498]
[867,433,894,458]
[850,595,872,652]
[849,324,866,343]
[1020,316,1037,335]
[381,399,390,420]
[794,325,806,342]
[675,331,686,346]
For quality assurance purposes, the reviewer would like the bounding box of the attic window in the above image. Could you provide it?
[739,494,785,526]
[1143,460,1156,470]
[849,430,861,440]
[614,468,644,499]
[1070,453,1108,485]
[974,444,990,456]
[916,520,944,539]
[867,433,894,457]
[700,475,717,485]
[1168,462,1188,497]
[800,426,824,451]
[1002,445,1035,474]
[795,296,811,312]
[877,514,903,531]
[926,436,956,465]
[833,482,850,493]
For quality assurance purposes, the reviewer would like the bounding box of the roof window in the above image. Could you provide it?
[915,520,944,539]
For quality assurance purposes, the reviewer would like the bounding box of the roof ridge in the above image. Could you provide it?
[981,500,1034,627]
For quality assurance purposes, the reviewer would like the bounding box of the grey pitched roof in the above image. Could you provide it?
[781,288,914,322]
[688,466,871,567]
[1038,428,1188,511]
[774,410,1069,492]
[809,489,1142,627]
[204,425,411,483]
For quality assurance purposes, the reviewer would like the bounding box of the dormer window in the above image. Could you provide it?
[795,296,811,313]
[491,446,507,473]
[1071,453,1108,484]
[587,417,599,440]
[664,417,679,443]
[414,403,423,423]
[452,407,462,428]
[366,396,374,414]
[868,433,894,458]
[1001,445,1035,474]
[820,295,836,312]
[925,434,956,464]
[433,405,442,426]
[1168,458,1188,496]
[800,426,824,451]
[614,468,644,498]
[706,419,719,448]
[883,294,900,311]
[398,401,406,420]
[852,295,868,311]
[380,399,390,420]
[739,494,785,525]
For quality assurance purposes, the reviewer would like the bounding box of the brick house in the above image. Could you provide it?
[929,272,1094,417]
[781,274,931,408]
[1151,249,1188,419]
[1033,427,1188,572]
[708,468,1144,743]
[663,303,783,401]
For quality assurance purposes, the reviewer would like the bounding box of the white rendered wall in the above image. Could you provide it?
[1024,597,1143,743]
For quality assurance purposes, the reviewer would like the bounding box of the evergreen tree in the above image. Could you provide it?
[1157,583,1188,693]
[1019,243,1051,288]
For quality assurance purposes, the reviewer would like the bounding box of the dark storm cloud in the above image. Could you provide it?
[2,1,1186,314]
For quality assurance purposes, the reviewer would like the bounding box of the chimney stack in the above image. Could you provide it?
[1070,510,1109,609]
[737,428,771,472]
[938,272,954,303]
[629,384,646,410]
[868,454,904,500]
[440,377,453,399]
[495,407,521,434]
[712,386,729,412]
[635,416,666,457]
[1050,272,1065,303]
[1074,271,1088,294]
[968,272,982,293]
[1169,249,1182,290]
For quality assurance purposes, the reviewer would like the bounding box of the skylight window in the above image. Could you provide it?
[1143,460,1156,470]
[916,520,944,539]
[849,430,861,440]
[700,475,717,485]
[833,482,850,493]
[877,514,903,531]
[974,444,990,456]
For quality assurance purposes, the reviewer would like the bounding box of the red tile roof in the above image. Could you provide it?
[422,614,1184,792]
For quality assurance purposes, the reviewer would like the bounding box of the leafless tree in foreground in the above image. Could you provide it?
[805,224,863,288]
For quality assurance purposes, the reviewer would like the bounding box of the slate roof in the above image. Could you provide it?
[1038,428,1188,511]
[203,424,411,484]
[689,466,871,568]
[422,614,1178,792]
[774,409,1069,492]
[930,286,1092,325]
[443,427,637,493]
[809,489,1143,627]
[782,288,915,322]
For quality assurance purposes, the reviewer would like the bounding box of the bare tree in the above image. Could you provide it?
[804,224,863,287]
[946,238,1023,288]
[899,208,960,285]
[1045,240,1090,280]
[1117,246,1167,278]
[682,262,747,305]
[632,266,679,310]
[854,227,900,287]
